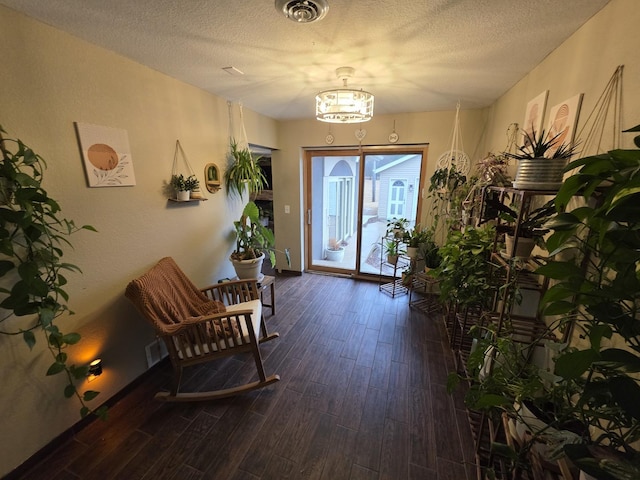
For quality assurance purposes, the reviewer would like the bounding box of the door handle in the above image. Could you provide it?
[307,209,311,225]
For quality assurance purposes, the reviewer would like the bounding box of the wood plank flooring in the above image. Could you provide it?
[14,273,476,480]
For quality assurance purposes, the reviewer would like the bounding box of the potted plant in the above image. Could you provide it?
[455,124,640,480]
[499,199,555,258]
[325,238,345,262]
[224,139,267,199]
[403,225,429,259]
[170,173,199,201]
[431,224,496,309]
[0,126,105,419]
[230,201,289,279]
[384,239,403,265]
[533,127,640,478]
[506,128,577,191]
[401,266,414,286]
[386,217,409,239]
[427,165,468,238]
[419,232,442,270]
[476,152,511,187]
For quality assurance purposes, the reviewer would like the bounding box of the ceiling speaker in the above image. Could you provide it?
[275,0,329,23]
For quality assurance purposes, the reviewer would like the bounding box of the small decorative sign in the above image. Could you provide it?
[74,122,136,187]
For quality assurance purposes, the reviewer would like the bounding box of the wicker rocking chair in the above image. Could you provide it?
[125,257,280,402]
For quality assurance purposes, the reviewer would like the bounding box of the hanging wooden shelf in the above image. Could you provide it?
[167,197,208,203]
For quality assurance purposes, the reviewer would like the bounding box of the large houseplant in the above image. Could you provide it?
[534,127,640,479]
[0,126,105,419]
[431,224,496,309]
[224,139,267,199]
[231,201,289,279]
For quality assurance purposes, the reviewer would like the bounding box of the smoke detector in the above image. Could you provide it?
[275,0,329,23]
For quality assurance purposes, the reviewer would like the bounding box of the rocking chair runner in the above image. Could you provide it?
[125,257,280,402]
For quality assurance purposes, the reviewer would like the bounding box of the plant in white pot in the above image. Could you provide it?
[171,174,199,201]
[231,201,290,280]
[325,238,345,262]
[507,128,577,191]
[403,225,430,260]
[502,201,555,259]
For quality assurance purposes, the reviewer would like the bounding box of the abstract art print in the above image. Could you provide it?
[75,122,136,187]
[521,90,548,146]
[546,94,584,155]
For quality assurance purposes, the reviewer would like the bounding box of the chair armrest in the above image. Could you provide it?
[161,308,259,348]
[201,279,259,305]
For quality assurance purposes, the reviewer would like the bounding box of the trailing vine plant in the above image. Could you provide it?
[0,126,106,419]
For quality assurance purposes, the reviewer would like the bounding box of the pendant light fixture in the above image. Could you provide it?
[315,67,374,124]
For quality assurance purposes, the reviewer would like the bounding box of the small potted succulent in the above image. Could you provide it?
[170,174,199,201]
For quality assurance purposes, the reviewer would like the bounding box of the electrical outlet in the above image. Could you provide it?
[284,205,290,214]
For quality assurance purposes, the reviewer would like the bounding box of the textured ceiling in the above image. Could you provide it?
[1,0,610,120]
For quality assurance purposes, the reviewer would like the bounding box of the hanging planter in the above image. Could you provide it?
[224,103,267,198]
[169,140,204,201]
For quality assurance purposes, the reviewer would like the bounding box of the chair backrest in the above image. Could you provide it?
[125,257,225,334]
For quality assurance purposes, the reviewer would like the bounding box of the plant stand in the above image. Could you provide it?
[408,271,440,314]
[378,235,409,298]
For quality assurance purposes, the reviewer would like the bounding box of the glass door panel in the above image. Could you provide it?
[308,153,360,272]
[358,153,424,275]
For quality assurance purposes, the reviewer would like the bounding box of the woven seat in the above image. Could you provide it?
[125,257,279,401]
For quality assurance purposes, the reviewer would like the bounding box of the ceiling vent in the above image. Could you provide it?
[275,0,329,23]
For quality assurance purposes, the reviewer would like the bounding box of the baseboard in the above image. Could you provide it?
[3,358,169,480]
[277,269,302,276]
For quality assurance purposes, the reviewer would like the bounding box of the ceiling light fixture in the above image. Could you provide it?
[315,67,374,124]
[275,0,329,23]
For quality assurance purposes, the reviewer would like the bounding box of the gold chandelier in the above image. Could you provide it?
[315,67,374,123]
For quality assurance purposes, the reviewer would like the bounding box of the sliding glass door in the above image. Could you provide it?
[305,146,429,277]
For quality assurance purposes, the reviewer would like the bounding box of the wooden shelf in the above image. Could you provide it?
[167,197,208,203]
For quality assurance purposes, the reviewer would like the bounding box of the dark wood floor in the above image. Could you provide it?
[16,273,476,480]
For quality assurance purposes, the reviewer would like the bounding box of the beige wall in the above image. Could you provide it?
[1,0,639,476]
[0,6,276,476]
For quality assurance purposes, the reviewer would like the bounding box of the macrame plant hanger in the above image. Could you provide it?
[575,65,624,157]
[432,101,471,238]
[228,101,251,151]
[171,140,203,198]
[438,101,471,177]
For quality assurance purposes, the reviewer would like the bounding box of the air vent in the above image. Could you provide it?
[275,0,329,23]
[145,338,168,368]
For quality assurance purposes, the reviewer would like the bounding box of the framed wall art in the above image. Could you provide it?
[74,122,137,187]
[546,94,584,155]
[521,90,548,145]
